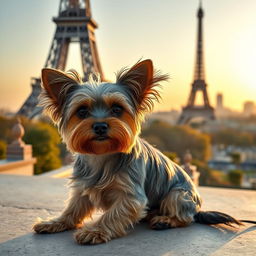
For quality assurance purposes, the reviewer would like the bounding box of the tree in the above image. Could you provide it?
[228,170,243,187]
[23,121,62,174]
[163,151,179,163]
[0,140,6,159]
[142,120,211,161]
[229,152,241,169]
[211,129,254,147]
[0,116,16,143]
[0,115,63,174]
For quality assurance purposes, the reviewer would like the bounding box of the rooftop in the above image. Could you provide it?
[0,174,256,256]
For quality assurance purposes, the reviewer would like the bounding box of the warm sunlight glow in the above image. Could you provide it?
[231,27,256,92]
[65,43,84,75]
[1,0,256,113]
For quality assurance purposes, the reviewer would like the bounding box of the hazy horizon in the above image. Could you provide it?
[1,0,256,113]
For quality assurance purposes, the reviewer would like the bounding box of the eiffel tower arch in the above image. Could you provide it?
[177,2,215,125]
[17,0,104,118]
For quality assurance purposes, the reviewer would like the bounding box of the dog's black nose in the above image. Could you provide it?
[92,122,108,135]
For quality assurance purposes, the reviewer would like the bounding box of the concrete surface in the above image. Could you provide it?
[0,174,256,256]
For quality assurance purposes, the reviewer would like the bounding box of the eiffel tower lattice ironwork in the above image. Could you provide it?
[177,2,215,125]
[17,0,104,118]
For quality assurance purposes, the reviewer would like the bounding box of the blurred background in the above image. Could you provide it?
[1,0,256,189]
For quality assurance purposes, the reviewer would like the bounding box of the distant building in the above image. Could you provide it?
[146,110,180,126]
[243,101,255,117]
[216,93,223,110]
[214,92,242,119]
[209,144,256,171]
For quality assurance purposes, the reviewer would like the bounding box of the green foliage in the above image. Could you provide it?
[0,116,16,143]
[163,151,179,163]
[142,120,211,161]
[191,159,232,186]
[23,121,62,174]
[229,152,241,166]
[211,129,255,147]
[0,140,7,159]
[0,115,62,174]
[191,159,211,185]
[228,170,243,187]
[209,170,230,186]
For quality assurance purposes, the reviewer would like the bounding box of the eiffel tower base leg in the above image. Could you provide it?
[16,0,104,119]
[178,107,215,125]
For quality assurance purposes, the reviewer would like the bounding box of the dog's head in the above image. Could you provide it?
[40,60,168,155]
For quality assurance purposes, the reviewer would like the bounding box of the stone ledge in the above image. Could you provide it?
[40,165,72,178]
[0,175,256,256]
[0,158,36,175]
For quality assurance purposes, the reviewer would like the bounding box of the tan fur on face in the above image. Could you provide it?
[102,93,140,132]
[102,93,134,115]
[64,94,95,122]
[64,116,95,153]
[63,115,137,155]
[120,112,138,135]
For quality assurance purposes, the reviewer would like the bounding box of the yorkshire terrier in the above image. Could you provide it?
[33,60,242,244]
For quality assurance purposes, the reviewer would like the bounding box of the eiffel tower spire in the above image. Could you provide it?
[17,0,104,118]
[194,1,204,81]
[177,1,215,125]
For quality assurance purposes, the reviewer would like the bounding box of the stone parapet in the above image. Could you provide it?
[0,119,36,175]
[6,143,33,161]
[0,158,36,175]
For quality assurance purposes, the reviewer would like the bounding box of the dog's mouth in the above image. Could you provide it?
[93,136,109,141]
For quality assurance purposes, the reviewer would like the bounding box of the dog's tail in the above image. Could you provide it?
[194,211,242,226]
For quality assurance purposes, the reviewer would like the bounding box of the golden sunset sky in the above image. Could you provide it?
[0,0,256,113]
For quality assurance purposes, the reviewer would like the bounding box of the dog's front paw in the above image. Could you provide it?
[74,226,111,245]
[33,218,72,234]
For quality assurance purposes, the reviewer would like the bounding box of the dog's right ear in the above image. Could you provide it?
[41,68,81,102]
[40,68,81,123]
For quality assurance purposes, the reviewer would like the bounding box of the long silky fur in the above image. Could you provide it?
[34,60,245,245]
[194,211,242,226]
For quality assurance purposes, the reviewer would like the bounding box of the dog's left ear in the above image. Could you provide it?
[116,59,168,112]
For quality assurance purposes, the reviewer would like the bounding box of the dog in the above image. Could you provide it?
[33,59,242,244]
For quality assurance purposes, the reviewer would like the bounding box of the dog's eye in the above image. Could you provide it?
[76,106,90,119]
[111,104,123,117]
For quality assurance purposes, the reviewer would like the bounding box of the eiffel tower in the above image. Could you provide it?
[177,2,215,125]
[17,0,104,118]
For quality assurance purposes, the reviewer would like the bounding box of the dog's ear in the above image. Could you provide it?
[40,68,81,123]
[41,68,80,102]
[116,59,169,112]
[127,59,154,93]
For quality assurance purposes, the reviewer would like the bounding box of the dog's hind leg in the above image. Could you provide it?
[149,189,201,230]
